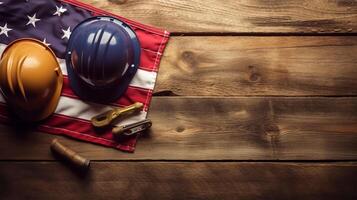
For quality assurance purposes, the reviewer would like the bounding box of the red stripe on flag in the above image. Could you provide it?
[0,103,138,152]
[61,77,152,111]
[134,29,170,58]
[140,48,160,72]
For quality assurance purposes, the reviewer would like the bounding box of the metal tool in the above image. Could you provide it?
[112,119,152,137]
[91,102,143,128]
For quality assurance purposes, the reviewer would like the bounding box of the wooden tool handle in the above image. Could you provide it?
[51,139,90,170]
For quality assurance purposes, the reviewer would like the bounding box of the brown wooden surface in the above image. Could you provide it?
[157,36,357,96]
[1,97,357,160]
[2,0,357,199]
[1,162,356,200]
[81,0,357,34]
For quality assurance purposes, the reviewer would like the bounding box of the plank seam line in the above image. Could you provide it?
[170,32,357,37]
[151,96,357,99]
[2,160,357,163]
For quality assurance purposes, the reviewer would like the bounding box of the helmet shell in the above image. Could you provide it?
[0,38,63,122]
[66,16,140,102]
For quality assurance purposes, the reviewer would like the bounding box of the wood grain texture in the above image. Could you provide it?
[0,162,356,200]
[81,0,357,33]
[156,36,357,96]
[1,97,356,160]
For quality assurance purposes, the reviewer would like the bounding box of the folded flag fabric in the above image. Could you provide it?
[0,0,170,152]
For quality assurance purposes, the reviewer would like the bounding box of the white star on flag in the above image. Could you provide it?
[61,26,71,39]
[43,38,51,46]
[26,13,40,27]
[53,5,67,16]
[0,23,12,37]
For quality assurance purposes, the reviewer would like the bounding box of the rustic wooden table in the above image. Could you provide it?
[1,0,357,199]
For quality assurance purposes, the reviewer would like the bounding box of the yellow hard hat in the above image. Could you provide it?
[0,38,63,122]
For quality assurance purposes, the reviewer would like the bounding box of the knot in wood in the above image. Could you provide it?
[263,123,280,137]
[181,51,197,67]
[248,66,261,82]
[176,126,185,133]
[250,73,261,82]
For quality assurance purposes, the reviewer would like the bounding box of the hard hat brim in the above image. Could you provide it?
[65,16,141,103]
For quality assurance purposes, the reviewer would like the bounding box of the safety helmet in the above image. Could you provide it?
[65,16,141,102]
[0,38,63,122]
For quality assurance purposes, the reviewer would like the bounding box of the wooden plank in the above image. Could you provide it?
[1,97,357,160]
[81,0,357,33]
[156,36,357,96]
[0,162,356,200]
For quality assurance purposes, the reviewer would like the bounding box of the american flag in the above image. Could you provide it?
[0,0,170,152]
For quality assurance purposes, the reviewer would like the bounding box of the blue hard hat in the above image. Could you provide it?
[65,16,140,102]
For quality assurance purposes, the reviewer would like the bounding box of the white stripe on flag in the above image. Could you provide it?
[0,43,157,91]
[58,59,68,75]
[0,43,6,56]
[130,69,157,90]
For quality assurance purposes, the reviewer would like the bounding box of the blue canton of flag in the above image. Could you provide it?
[0,0,92,58]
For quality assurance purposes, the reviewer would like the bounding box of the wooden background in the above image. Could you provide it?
[1,0,357,199]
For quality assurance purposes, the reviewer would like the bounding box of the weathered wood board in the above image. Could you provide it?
[0,162,356,200]
[81,0,357,34]
[156,36,357,96]
[1,97,356,160]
